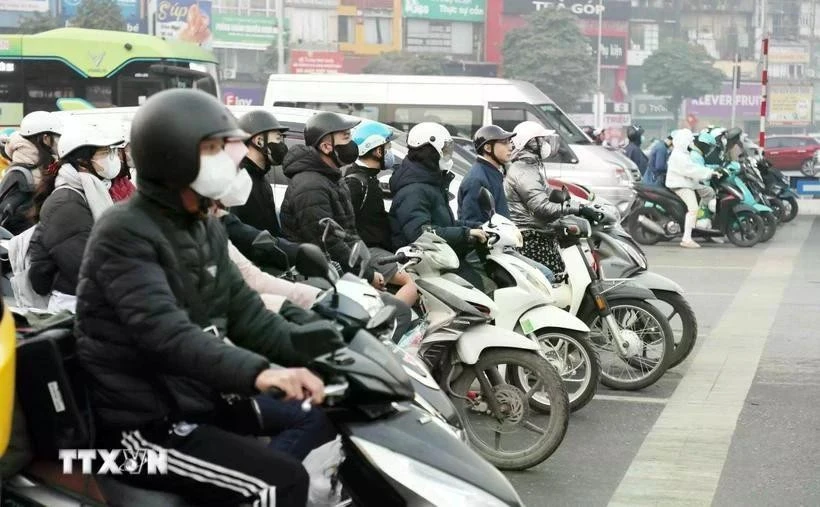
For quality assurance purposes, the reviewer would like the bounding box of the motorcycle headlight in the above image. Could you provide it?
[351,437,514,507]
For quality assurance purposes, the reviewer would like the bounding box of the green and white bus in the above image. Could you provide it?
[0,27,220,127]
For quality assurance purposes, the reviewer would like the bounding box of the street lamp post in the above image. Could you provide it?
[594,0,604,128]
[276,0,285,74]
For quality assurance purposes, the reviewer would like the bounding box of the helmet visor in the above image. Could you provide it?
[440,139,454,160]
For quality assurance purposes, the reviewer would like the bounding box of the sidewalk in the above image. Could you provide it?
[799,198,820,215]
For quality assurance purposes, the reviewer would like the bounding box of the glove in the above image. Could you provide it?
[279,300,323,325]
[290,320,345,360]
[579,205,604,223]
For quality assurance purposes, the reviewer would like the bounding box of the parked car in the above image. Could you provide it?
[763,135,820,176]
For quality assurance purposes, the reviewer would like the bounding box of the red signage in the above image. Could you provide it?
[289,50,344,74]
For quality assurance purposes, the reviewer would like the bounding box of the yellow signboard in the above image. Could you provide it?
[769,85,813,126]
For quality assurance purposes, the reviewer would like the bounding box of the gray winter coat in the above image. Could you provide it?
[504,152,564,231]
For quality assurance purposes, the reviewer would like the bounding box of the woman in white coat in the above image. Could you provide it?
[665,129,717,248]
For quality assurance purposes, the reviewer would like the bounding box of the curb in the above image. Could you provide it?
[798,198,820,216]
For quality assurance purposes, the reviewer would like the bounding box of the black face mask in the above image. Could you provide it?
[266,141,288,167]
[333,140,359,165]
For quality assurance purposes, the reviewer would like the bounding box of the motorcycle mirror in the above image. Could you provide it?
[296,243,336,284]
[251,230,277,248]
[366,304,396,331]
[319,217,346,251]
[349,240,371,278]
[478,187,495,216]
[0,227,11,240]
[251,231,291,271]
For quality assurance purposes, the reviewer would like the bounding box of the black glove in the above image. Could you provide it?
[290,320,345,360]
[579,205,604,223]
[279,300,323,325]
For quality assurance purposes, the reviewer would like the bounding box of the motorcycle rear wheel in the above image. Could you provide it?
[781,196,799,223]
[726,211,763,247]
[452,349,569,471]
[628,208,663,246]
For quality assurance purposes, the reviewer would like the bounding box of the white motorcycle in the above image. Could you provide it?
[377,231,570,471]
[532,187,675,391]
[475,189,600,412]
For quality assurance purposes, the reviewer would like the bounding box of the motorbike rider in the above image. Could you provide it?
[110,121,137,202]
[75,89,341,507]
[233,110,289,237]
[642,135,672,186]
[665,128,718,248]
[280,112,386,290]
[504,121,570,280]
[344,121,418,307]
[0,111,63,234]
[28,122,124,312]
[388,122,487,289]
[624,124,648,176]
[457,125,515,224]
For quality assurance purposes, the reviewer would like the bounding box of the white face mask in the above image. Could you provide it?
[539,142,553,160]
[190,150,238,199]
[93,151,121,180]
[216,169,253,207]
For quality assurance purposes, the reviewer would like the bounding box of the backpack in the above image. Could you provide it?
[344,172,369,211]
[0,165,36,226]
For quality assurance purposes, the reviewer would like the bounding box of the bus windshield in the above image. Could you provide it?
[536,104,590,145]
[0,28,220,127]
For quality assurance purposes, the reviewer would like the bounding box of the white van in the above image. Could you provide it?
[264,74,637,209]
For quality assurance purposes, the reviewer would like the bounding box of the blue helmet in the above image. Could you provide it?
[352,121,394,157]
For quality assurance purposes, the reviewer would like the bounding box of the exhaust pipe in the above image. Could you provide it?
[637,215,666,236]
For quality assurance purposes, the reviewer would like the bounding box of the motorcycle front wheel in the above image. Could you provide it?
[511,330,600,413]
[452,349,569,471]
[781,196,799,223]
[651,291,698,369]
[726,211,763,247]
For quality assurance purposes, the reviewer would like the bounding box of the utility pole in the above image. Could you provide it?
[731,52,740,128]
[594,0,604,129]
[276,0,285,74]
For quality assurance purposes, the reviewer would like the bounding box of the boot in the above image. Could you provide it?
[681,211,700,248]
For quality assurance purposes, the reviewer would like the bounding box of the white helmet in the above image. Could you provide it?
[19,111,63,137]
[407,122,454,158]
[512,121,559,158]
[57,121,124,159]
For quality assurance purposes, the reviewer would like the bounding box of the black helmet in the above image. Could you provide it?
[473,125,515,153]
[238,110,289,141]
[304,111,361,148]
[626,124,644,143]
[131,89,248,189]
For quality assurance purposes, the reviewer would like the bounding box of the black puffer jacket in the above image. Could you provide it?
[29,187,93,296]
[231,157,282,236]
[75,180,305,430]
[388,159,471,253]
[280,145,374,280]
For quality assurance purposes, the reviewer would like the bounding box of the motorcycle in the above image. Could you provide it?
[2,248,526,506]
[588,207,698,369]
[475,188,601,412]
[755,156,800,223]
[376,231,570,471]
[625,167,764,248]
[531,187,675,391]
[722,160,776,243]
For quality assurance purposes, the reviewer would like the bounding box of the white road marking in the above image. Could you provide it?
[609,218,813,507]
[594,394,668,405]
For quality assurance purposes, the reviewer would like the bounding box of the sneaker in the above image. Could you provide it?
[680,239,701,248]
[707,236,725,244]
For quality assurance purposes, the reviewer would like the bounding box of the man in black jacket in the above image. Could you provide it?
[279,112,384,289]
[233,110,289,236]
[75,89,339,507]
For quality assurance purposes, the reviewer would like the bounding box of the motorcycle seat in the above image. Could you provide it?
[96,475,197,507]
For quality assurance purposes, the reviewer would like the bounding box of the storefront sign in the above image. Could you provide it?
[769,45,810,65]
[502,0,631,20]
[686,82,762,118]
[633,97,672,119]
[0,0,48,11]
[769,84,813,126]
[156,0,213,48]
[588,36,626,67]
[222,86,264,106]
[289,50,344,74]
[212,13,287,46]
[403,0,486,22]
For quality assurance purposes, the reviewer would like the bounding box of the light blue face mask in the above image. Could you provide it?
[383,149,397,169]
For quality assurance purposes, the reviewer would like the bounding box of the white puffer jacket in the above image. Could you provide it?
[665,129,714,190]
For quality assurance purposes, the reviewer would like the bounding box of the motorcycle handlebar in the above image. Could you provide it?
[375,252,409,265]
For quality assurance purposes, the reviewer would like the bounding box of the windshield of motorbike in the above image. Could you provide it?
[537,104,590,145]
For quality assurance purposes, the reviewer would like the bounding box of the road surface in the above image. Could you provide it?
[504,215,819,507]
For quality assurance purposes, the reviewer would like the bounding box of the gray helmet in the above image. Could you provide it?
[303,112,360,148]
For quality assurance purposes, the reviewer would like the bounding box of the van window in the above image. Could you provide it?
[537,104,589,144]
[491,107,540,132]
[273,101,380,121]
[392,105,480,138]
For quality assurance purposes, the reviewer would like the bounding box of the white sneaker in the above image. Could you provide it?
[680,239,701,248]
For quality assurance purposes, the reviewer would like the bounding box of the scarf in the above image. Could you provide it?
[54,163,114,221]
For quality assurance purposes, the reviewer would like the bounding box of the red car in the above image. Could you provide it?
[763,135,820,175]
